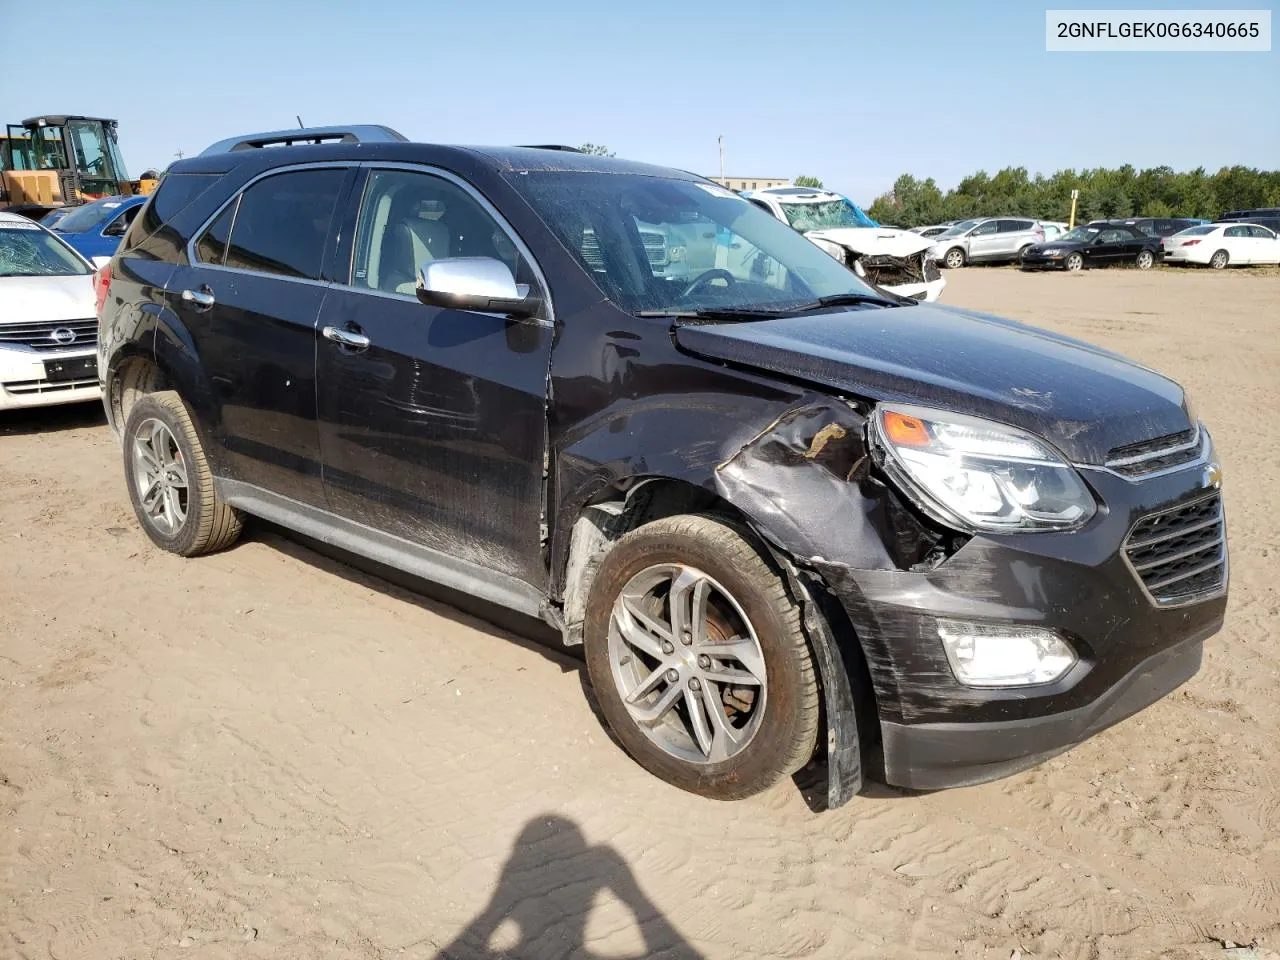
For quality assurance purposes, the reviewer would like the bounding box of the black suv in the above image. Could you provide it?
[97,126,1227,807]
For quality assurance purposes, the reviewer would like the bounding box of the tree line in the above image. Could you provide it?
[861,165,1280,228]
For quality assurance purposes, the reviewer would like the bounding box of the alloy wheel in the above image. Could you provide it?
[607,564,767,765]
[1211,251,1229,269]
[945,249,964,269]
[1137,250,1154,269]
[131,418,189,535]
[1066,253,1083,271]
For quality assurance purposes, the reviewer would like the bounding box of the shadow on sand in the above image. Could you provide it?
[433,814,705,960]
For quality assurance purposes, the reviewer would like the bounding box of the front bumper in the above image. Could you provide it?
[880,629,1207,789]
[1020,254,1065,269]
[883,276,946,303]
[820,446,1227,790]
[0,344,101,410]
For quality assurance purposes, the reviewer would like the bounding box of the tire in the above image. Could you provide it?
[943,247,965,269]
[1135,250,1155,270]
[1065,252,1084,272]
[1017,244,1033,262]
[1210,249,1229,270]
[122,391,242,556]
[583,514,820,800]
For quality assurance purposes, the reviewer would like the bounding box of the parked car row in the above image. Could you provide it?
[2,130,1232,812]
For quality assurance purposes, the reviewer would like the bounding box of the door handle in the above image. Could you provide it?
[181,286,215,310]
[322,325,371,352]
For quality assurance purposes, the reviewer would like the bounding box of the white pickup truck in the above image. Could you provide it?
[742,186,945,302]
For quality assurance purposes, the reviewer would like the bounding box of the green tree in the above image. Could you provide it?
[577,143,615,157]
[794,175,824,188]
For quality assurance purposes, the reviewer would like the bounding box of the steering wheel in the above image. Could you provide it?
[681,268,737,299]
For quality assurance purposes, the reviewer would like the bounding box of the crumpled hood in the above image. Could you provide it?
[674,302,1192,465]
[804,227,934,258]
[0,274,97,324]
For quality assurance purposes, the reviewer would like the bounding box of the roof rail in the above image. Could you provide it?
[199,124,408,157]
[517,144,583,152]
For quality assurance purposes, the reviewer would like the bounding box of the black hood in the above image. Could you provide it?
[674,303,1192,465]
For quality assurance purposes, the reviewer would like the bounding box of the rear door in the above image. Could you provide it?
[314,165,554,589]
[1223,225,1251,263]
[166,165,353,507]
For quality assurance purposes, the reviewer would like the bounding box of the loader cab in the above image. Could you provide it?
[2,115,132,214]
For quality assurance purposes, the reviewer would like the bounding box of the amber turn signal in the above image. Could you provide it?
[882,410,931,447]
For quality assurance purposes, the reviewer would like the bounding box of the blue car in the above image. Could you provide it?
[49,194,148,259]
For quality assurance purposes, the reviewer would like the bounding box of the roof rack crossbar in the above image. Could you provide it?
[199,124,408,156]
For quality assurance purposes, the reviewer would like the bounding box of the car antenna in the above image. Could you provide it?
[296,115,305,128]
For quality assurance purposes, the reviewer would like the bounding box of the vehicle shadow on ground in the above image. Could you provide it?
[255,523,913,813]
[0,401,106,437]
[432,813,705,960]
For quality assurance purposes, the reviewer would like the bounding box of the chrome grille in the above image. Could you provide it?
[1124,493,1226,606]
[641,230,668,266]
[0,319,98,351]
[3,376,99,395]
[1106,427,1202,477]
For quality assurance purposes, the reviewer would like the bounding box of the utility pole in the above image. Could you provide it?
[1069,188,1079,229]
[174,150,184,160]
[718,135,725,183]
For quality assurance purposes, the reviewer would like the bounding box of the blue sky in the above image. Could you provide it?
[8,0,1276,203]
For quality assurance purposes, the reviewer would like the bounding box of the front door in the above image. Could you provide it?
[966,220,999,260]
[167,165,352,507]
[315,166,554,588]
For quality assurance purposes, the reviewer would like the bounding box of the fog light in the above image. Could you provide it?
[937,619,1077,687]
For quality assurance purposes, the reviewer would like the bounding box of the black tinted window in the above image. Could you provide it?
[126,173,219,250]
[224,169,345,279]
[195,199,237,265]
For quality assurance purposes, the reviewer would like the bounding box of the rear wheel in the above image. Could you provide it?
[1065,252,1084,271]
[944,247,966,269]
[1136,250,1155,270]
[1210,249,1229,269]
[122,391,242,556]
[583,514,820,800]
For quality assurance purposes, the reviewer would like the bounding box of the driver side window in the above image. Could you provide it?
[351,169,531,296]
[971,221,998,236]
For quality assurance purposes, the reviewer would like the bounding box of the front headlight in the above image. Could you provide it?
[869,403,1096,532]
[1040,248,1061,257]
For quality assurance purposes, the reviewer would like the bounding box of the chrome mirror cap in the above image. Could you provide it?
[415,257,536,317]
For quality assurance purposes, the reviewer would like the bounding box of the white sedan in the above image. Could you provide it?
[0,212,107,411]
[1162,222,1280,269]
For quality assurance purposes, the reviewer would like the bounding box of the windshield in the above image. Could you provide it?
[777,198,876,231]
[0,223,91,277]
[1174,225,1216,237]
[1060,227,1100,243]
[936,219,979,238]
[53,197,125,234]
[514,173,885,316]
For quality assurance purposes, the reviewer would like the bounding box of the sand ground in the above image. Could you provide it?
[2,267,1277,959]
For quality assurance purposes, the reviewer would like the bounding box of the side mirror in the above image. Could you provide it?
[415,257,539,318]
[103,219,128,237]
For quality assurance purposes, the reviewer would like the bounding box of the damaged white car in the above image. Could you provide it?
[743,186,945,302]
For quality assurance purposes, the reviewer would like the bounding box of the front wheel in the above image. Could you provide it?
[1210,249,1229,269]
[1136,250,1155,270]
[1065,252,1084,272]
[944,247,966,269]
[583,514,820,800]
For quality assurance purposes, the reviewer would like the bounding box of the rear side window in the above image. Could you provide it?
[219,168,346,280]
[195,200,237,265]
[1225,226,1248,238]
[1248,225,1276,239]
[125,173,220,251]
